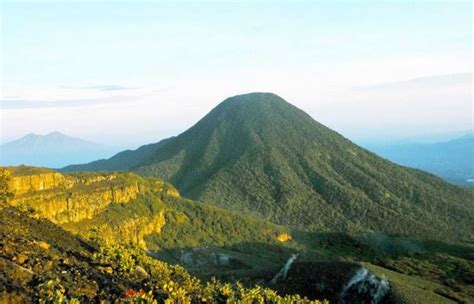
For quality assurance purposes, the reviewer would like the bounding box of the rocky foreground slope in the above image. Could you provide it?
[1,206,328,303]
[1,167,324,302]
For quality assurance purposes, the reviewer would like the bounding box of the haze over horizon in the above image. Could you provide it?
[1,1,472,146]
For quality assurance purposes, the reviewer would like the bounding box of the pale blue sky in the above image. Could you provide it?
[1,1,472,146]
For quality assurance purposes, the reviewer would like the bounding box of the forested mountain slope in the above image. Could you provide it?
[64,93,474,241]
[63,137,174,172]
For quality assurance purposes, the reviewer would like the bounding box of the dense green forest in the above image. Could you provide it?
[65,93,474,242]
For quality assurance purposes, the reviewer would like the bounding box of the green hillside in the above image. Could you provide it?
[4,166,290,252]
[63,137,175,172]
[65,93,474,241]
[4,167,474,303]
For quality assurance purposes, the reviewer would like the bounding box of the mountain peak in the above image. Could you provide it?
[200,92,314,133]
[22,133,40,139]
[1,132,115,168]
[218,92,292,112]
[225,92,286,103]
[63,93,473,241]
[20,132,69,141]
[46,131,68,137]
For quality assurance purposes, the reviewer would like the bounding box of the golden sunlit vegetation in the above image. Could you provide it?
[93,242,325,303]
[0,168,14,204]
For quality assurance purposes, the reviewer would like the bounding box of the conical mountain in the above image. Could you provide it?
[64,93,474,240]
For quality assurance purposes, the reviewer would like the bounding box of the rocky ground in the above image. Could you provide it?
[0,206,150,303]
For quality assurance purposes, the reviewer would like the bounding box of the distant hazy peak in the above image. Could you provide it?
[0,131,118,168]
[46,131,67,137]
[3,132,97,145]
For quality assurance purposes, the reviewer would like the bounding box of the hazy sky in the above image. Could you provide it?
[1,1,472,147]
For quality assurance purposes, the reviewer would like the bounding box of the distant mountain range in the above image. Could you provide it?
[364,134,474,186]
[64,92,474,241]
[0,132,119,168]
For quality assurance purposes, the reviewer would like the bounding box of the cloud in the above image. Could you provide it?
[0,84,162,109]
[352,73,472,91]
[312,72,473,142]
[0,95,143,109]
[59,84,137,91]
